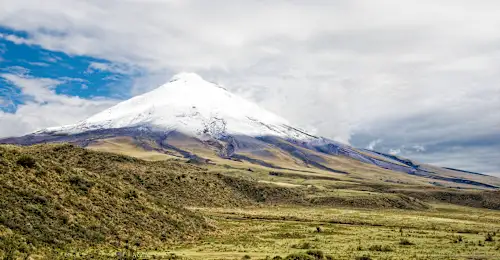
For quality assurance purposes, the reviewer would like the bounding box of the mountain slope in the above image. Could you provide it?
[1,73,498,190]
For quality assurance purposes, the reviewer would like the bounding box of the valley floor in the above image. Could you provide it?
[101,204,500,260]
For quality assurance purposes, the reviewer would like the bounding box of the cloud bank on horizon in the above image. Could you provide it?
[0,0,499,176]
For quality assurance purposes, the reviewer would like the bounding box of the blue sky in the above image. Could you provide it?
[0,27,134,112]
[0,0,499,176]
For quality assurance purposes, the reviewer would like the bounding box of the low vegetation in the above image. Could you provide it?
[0,144,307,258]
[1,143,500,259]
[170,205,500,259]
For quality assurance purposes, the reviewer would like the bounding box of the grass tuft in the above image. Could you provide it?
[485,233,495,242]
[399,238,415,245]
[368,244,393,252]
[16,155,37,168]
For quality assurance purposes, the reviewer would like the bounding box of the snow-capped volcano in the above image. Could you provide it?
[41,72,313,140]
[3,73,498,189]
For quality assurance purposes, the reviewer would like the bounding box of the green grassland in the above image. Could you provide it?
[172,204,500,260]
[1,143,500,259]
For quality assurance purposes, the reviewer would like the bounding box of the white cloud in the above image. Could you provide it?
[3,66,29,75]
[366,139,382,150]
[86,61,140,75]
[0,43,6,61]
[412,145,426,153]
[0,97,8,106]
[57,77,88,83]
[1,0,500,173]
[26,61,50,67]
[1,73,63,103]
[40,52,62,63]
[389,149,401,155]
[0,71,117,137]
[0,33,35,45]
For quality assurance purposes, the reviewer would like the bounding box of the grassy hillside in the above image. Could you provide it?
[1,143,500,259]
[0,144,297,257]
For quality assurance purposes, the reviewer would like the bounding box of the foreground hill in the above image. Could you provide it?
[0,144,305,256]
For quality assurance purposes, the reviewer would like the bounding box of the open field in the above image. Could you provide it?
[50,204,500,259]
[113,204,500,260]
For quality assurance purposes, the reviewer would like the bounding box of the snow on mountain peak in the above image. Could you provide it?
[41,73,315,140]
[169,72,205,83]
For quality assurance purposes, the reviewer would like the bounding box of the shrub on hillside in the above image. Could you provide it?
[305,250,324,259]
[69,175,95,193]
[283,253,315,260]
[125,190,139,200]
[276,250,334,260]
[368,244,393,252]
[291,242,312,249]
[16,155,37,168]
[399,238,415,245]
[0,234,32,259]
[485,233,495,242]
